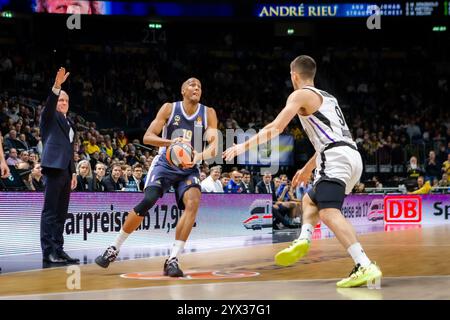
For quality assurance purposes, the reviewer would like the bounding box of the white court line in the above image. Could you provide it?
[2,274,450,300]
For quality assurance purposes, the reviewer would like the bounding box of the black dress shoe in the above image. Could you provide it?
[58,251,80,264]
[43,253,67,264]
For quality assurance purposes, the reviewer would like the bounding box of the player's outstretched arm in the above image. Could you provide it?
[143,103,174,147]
[223,90,307,161]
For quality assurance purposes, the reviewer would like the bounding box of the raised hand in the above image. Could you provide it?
[54,67,70,89]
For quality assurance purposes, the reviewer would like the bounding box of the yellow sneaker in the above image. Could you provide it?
[336,263,382,288]
[274,239,310,266]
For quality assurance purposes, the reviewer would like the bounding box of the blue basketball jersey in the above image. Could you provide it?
[144,102,207,189]
[158,101,208,171]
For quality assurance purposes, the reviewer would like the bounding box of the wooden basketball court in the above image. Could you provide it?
[1,225,449,299]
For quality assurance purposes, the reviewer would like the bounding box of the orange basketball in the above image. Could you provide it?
[166,142,194,168]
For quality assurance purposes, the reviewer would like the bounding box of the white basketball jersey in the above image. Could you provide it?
[298,86,356,153]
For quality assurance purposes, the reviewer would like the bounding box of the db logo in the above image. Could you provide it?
[384,195,422,223]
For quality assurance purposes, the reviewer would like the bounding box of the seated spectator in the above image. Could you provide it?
[442,153,450,181]
[255,172,276,201]
[126,150,139,166]
[354,182,366,193]
[406,156,424,179]
[438,173,449,187]
[275,175,301,226]
[3,130,24,150]
[28,162,44,191]
[410,176,432,194]
[239,169,254,193]
[102,138,114,158]
[432,177,439,188]
[124,163,145,192]
[273,177,281,191]
[436,143,447,165]
[17,150,30,170]
[201,165,223,193]
[88,162,107,191]
[18,134,29,151]
[199,171,207,182]
[276,175,291,202]
[6,148,19,166]
[425,151,440,182]
[372,176,383,189]
[84,136,100,155]
[89,151,100,170]
[24,125,37,148]
[117,130,128,149]
[225,170,243,193]
[296,174,314,199]
[122,165,132,184]
[28,152,39,167]
[74,151,80,168]
[102,164,126,191]
[75,159,92,191]
[220,172,230,190]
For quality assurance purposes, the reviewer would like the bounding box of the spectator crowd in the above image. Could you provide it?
[1,20,449,230]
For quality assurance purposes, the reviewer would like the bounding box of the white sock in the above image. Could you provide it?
[347,242,371,268]
[169,240,185,260]
[298,223,314,242]
[111,229,129,250]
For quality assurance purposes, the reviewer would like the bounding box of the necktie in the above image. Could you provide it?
[65,116,74,143]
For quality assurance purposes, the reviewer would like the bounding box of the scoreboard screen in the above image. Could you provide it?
[0,1,448,18]
[255,2,446,18]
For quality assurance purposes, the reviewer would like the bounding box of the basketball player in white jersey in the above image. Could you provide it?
[224,55,382,287]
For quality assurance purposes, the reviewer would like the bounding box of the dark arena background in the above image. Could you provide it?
[0,0,449,305]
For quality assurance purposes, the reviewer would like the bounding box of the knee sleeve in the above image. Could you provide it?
[133,187,163,216]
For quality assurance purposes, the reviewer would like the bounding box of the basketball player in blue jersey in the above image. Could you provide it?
[224,55,382,288]
[96,78,219,277]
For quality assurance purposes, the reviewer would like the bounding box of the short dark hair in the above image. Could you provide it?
[132,163,143,171]
[291,55,316,80]
[221,172,230,179]
[111,164,122,171]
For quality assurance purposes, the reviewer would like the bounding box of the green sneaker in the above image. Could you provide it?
[336,263,382,288]
[274,239,310,267]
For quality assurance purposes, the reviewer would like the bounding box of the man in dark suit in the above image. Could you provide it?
[255,172,276,201]
[239,169,254,193]
[40,67,79,265]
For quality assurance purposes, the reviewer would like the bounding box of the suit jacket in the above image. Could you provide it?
[88,176,106,192]
[75,175,90,191]
[240,182,254,194]
[256,180,276,201]
[40,90,75,174]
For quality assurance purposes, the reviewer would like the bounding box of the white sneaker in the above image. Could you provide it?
[276,222,286,230]
[292,217,301,224]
